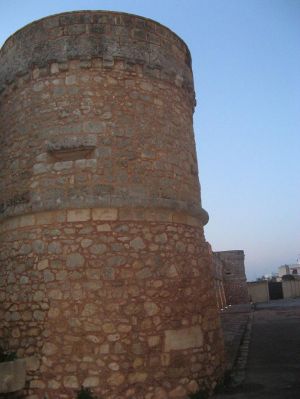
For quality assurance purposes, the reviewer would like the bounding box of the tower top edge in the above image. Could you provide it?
[0,10,190,54]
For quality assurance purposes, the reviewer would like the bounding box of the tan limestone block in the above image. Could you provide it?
[164,326,203,352]
[172,213,187,224]
[3,217,20,231]
[107,372,125,386]
[63,375,79,388]
[37,259,48,271]
[148,336,160,347]
[83,376,99,387]
[128,372,147,384]
[19,214,35,227]
[96,223,112,232]
[67,209,91,222]
[169,386,187,398]
[42,342,58,356]
[36,210,66,225]
[30,380,46,389]
[92,208,118,221]
[48,379,61,389]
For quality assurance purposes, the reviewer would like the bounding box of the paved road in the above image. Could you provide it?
[214,299,300,398]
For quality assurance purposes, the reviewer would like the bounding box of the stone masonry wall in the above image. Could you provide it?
[214,251,249,305]
[211,253,226,310]
[0,209,224,398]
[0,11,224,399]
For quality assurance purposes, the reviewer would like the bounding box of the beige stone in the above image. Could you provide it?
[81,238,93,248]
[0,359,26,393]
[48,289,63,300]
[133,357,144,368]
[82,303,98,316]
[128,372,148,383]
[35,210,66,224]
[144,301,159,316]
[37,259,49,271]
[97,223,112,231]
[66,252,85,268]
[25,356,40,371]
[108,362,119,371]
[67,209,90,222]
[117,324,132,333]
[169,386,187,398]
[107,372,125,386]
[19,214,35,227]
[30,379,46,389]
[187,380,200,393]
[164,326,203,352]
[92,208,118,221]
[83,376,99,387]
[103,322,116,333]
[48,379,61,389]
[42,342,58,356]
[148,335,160,347]
[130,237,146,250]
[63,375,79,388]
[153,388,168,399]
[99,343,109,354]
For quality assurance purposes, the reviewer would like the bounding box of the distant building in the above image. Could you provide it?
[278,262,300,278]
[248,258,300,302]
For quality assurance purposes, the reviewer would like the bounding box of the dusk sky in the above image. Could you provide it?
[0,0,299,280]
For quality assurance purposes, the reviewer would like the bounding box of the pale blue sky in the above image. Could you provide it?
[0,0,299,280]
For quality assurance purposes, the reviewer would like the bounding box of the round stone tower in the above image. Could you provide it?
[0,11,224,399]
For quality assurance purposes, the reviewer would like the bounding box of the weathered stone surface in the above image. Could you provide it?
[42,342,58,356]
[66,253,85,268]
[67,209,90,222]
[63,375,79,388]
[0,9,224,399]
[107,372,125,386]
[92,208,118,221]
[0,359,26,393]
[130,237,146,250]
[164,326,204,352]
[83,376,99,387]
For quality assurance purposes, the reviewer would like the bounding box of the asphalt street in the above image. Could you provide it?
[214,299,300,399]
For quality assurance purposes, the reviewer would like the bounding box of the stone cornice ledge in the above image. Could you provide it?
[0,207,209,233]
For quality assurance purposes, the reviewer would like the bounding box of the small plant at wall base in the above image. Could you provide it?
[0,346,17,362]
[76,386,100,399]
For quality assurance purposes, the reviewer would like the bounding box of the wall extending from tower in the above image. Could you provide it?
[0,11,224,399]
[214,251,249,305]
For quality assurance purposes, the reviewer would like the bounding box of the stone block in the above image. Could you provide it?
[0,359,26,393]
[164,326,203,352]
[19,214,35,227]
[35,211,66,225]
[83,376,99,387]
[66,253,85,269]
[92,208,118,221]
[67,209,91,222]
[63,375,79,388]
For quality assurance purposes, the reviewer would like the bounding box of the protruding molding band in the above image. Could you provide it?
[0,206,209,233]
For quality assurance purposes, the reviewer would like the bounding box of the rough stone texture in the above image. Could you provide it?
[214,251,249,305]
[0,11,224,399]
[211,248,227,310]
[0,359,26,393]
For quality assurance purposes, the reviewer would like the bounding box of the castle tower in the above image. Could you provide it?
[0,11,224,398]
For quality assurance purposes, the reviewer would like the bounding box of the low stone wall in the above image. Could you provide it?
[247,281,269,303]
